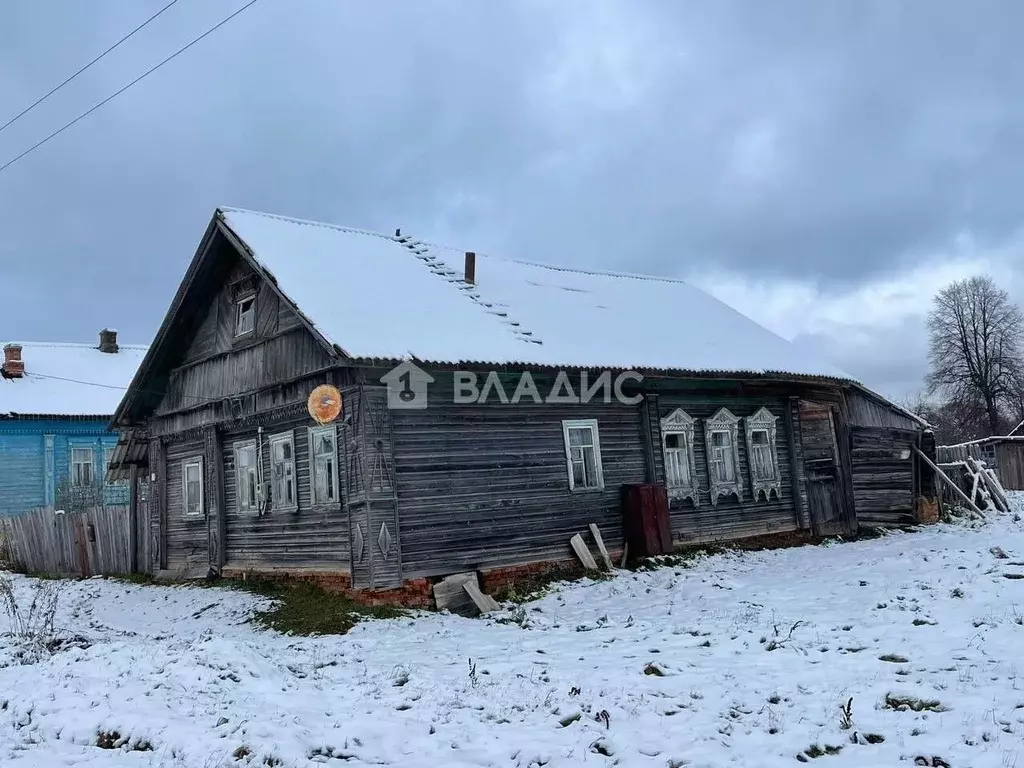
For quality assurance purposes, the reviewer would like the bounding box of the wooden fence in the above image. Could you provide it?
[0,505,134,577]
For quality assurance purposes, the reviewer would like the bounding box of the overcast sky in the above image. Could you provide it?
[2,0,1022,400]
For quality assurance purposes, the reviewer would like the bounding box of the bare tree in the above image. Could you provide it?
[926,276,1024,435]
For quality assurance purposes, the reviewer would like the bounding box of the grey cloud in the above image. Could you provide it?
[1,0,1022,398]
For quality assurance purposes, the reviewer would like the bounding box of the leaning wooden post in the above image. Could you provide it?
[911,445,986,518]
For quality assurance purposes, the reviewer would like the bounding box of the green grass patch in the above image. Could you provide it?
[490,563,612,603]
[235,579,403,636]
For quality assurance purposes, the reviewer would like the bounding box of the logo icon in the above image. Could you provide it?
[380,361,434,409]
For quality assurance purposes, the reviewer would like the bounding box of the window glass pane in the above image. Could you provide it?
[665,433,680,449]
[712,431,729,448]
[571,460,586,487]
[752,430,769,446]
[568,427,592,447]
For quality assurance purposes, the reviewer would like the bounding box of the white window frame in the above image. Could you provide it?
[660,408,699,506]
[308,425,340,505]
[70,446,95,488]
[233,439,260,514]
[561,418,605,491]
[182,457,205,517]
[268,430,297,511]
[744,407,782,502]
[704,408,742,506]
[235,294,256,337]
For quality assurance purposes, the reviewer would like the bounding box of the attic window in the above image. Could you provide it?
[235,295,255,337]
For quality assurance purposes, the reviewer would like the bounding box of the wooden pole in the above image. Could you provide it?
[912,445,986,518]
[128,464,138,573]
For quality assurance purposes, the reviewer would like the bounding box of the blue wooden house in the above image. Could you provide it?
[0,330,147,517]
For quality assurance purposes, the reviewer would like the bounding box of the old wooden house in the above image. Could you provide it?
[107,207,935,603]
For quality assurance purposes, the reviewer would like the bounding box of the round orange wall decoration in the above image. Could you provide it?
[307,384,342,425]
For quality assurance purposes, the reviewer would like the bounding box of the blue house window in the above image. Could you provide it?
[71,447,94,487]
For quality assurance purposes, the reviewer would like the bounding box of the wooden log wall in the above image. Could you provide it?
[220,417,349,571]
[388,374,648,579]
[657,394,802,544]
[849,427,916,525]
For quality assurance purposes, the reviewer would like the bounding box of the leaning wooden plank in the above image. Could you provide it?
[463,580,500,615]
[912,445,986,517]
[620,542,629,569]
[570,533,599,571]
[588,523,613,570]
[433,572,479,616]
[983,467,1011,512]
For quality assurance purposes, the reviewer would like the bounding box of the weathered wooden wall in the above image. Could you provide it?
[849,427,916,525]
[162,439,208,577]
[221,418,349,571]
[845,388,921,432]
[0,505,133,577]
[995,443,1024,490]
[389,373,647,578]
[654,393,802,544]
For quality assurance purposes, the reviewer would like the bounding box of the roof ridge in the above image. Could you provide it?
[394,235,545,347]
[220,207,689,286]
[217,207,399,244]
[422,239,692,285]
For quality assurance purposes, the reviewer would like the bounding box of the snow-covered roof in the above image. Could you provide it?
[219,207,855,381]
[1,342,148,418]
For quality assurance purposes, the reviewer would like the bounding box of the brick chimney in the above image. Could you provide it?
[98,328,118,354]
[2,343,24,378]
[464,251,476,285]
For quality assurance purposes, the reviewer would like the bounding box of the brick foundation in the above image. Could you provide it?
[916,495,940,524]
[220,567,434,608]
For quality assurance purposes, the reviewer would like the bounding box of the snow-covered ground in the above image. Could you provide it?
[2,505,1024,768]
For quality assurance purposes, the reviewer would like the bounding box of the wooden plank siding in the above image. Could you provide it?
[655,395,802,544]
[163,439,208,577]
[849,427,916,525]
[220,419,349,570]
[389,383,648,579]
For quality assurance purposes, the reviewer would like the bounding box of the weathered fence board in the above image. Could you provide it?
[0,505,135,577]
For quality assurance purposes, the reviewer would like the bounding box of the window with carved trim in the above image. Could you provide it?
[744,407,782,501]
[660,408,699,505]
[704,408,743,506]
[309,425,339,504]
[182,457,204,517]
[269,431,296,510]
[234,440,259,514]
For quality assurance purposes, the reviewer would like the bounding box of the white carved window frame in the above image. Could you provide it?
[660,408,699,506]
[704,407,742,506]
[233,439,260,515]
[268,430,298,512]
[744,406,782,502]
[182,456,205,518]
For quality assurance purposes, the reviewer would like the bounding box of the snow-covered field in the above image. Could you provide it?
[3,506,1024,768]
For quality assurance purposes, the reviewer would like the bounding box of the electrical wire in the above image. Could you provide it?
[0,0,181,136]
[0,0,264,176]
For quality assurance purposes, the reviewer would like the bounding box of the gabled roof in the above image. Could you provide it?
[217,207,855,381]
[1,341,148,419]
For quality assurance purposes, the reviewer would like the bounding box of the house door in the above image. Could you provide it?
[799,401,854,536]
[344,386,402,590]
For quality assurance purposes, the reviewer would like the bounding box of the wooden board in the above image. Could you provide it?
[433,572,479,616]
[570,533,598,570]
[463,580,500,614]
[588,523,613,570]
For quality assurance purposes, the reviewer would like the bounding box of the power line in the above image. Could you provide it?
[0,0,264,176]
[0,0,181,137]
